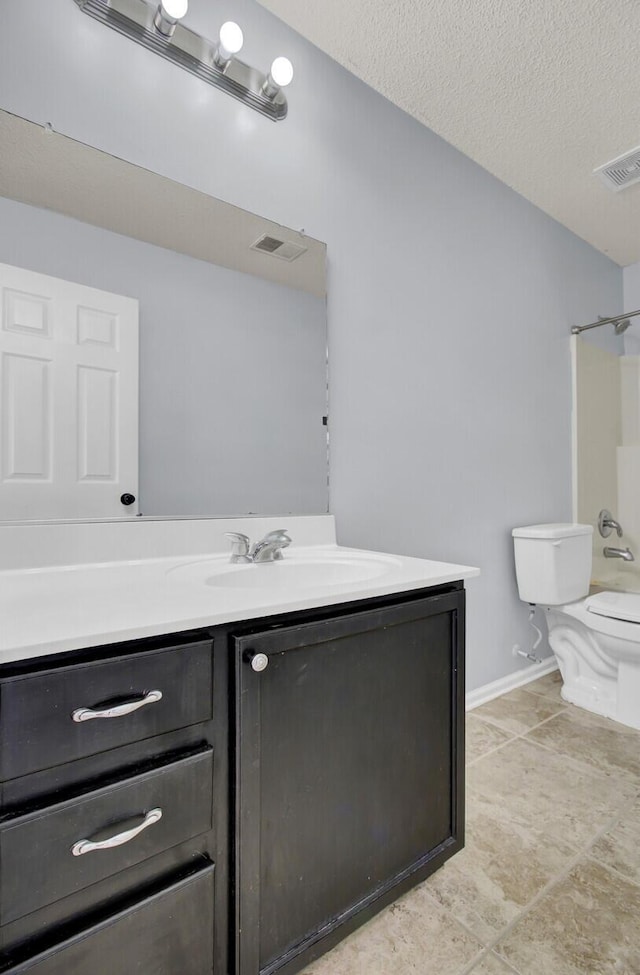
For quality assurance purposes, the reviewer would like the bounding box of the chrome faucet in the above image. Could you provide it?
[251,530,291,562]
[603,546,635,562]
[225,529,291,564]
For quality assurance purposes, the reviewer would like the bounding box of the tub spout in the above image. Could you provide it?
[603,546,635,562]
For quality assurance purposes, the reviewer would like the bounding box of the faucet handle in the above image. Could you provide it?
[263,529,290,560]
[598,509,623,538]
[225,532,252,562]
[261,529,290,542]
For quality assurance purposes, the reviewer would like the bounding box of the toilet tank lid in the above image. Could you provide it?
[512,523,593,539]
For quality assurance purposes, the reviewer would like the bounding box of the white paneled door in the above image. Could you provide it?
[0,263,139,520]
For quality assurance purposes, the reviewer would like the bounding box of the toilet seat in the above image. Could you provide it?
[560,594,640,642]
[586,591,640,624]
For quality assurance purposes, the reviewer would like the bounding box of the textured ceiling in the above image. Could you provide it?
[258,0,640,267]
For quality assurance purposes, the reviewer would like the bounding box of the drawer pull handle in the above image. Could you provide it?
[71,808,163,857]
[72,689,163,723]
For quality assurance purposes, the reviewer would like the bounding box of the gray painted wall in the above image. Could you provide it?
[0,0,623,689]
[624,264,640,316]
[0,197,328,517]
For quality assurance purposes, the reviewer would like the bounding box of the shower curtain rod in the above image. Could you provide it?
[571,309,640,335]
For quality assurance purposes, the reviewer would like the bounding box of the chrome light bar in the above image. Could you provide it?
[73,0,291,121]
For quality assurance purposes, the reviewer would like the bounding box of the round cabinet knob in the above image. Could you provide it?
[247,651,269,673]
[120,493,136,506]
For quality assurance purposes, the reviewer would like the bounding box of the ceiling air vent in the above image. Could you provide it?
[250,233,307,262]
[594,146,640,193]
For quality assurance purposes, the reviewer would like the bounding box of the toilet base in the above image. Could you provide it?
[545,603,640,731]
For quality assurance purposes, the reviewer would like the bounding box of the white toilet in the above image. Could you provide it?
[512,523,640,730]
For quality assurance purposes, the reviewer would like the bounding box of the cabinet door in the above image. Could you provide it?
[234,591,464,975]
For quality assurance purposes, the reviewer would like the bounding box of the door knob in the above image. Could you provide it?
[120,493,136,506]
[245,651,269,672]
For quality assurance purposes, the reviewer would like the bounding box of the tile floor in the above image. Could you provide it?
[300,671,640,975]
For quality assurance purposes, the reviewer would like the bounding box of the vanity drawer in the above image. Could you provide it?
[1,862,214,975]
[0,748,213,925]
[0,640,212,779]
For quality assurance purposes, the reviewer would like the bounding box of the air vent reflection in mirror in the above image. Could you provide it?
[251,234,308,262]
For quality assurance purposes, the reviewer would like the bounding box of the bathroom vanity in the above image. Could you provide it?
[0,517,478,975]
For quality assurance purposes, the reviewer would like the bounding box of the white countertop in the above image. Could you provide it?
[0,542,479,664]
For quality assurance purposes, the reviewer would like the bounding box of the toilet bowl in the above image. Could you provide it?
[512,523,640,730]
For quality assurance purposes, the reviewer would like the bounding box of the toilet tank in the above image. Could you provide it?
[512,523,593,605]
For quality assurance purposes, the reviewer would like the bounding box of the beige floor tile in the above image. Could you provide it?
[472,688,564,736]
[426,792,578,943]
[299,883,484,975]
[466,738,634,847]
[468,952,521,974]
[526,706,640,782]
[524,669,563,704]
[590,796,640,885]
[494,859,640,975]
[466,715,514,764]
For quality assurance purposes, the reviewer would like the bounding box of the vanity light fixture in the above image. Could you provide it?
[72,0,293,121]
[153,0,188,37]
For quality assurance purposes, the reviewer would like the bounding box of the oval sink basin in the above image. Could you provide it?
[168,552,402,591]
[207,559,391,590]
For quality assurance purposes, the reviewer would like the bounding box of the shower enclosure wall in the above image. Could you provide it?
[572,333,640,592]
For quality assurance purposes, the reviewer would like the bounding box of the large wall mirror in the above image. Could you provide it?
[0,109,328,522]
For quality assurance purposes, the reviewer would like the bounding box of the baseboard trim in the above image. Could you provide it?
[466,657,558,711]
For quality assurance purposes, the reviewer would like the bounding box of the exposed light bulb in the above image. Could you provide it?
[154,0,188,37]
[161,0,188,18]
[270,57,293,88]
[262,56,294,99]
[213,21,244,69]
[219,21,244,57]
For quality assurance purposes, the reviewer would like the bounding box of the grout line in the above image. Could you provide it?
[470,700,566,735]
[462,948,523,975]
[459,948,494,975]
[466,732,518,767]
[470,790,640,961]
[469,700,640,783]
[466,706,568,767]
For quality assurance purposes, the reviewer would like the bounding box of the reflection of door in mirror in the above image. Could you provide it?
[0,263,139,520]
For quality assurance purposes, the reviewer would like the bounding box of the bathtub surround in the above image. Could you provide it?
[572,334,640,586]
[572,337,622,583]
[0,0,623,690]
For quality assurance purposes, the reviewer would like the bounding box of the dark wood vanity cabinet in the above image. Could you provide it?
[0,583,465,975]
[233,587,465,975]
